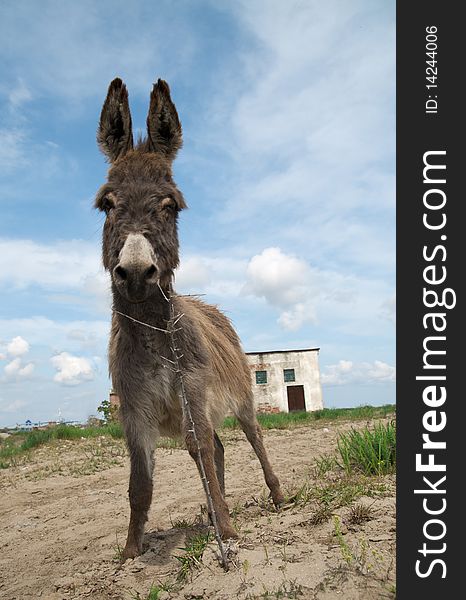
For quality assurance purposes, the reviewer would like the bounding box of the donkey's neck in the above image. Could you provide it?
[112,284,172,331]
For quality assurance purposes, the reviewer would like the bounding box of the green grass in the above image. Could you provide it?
[131,582,174,600]
[0,404,395,468]
[337,420,396,476]
[175,532,212,582]
[286,475,386,514]
[222,405,395,430]
[0,423,124,468]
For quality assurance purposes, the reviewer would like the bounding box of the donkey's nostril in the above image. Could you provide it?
[114,265,127,281]
[144,264,157,281]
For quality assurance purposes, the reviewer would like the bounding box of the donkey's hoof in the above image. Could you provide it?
[121,545,141,562]
[220,524,239,540]
[272,491,285,507]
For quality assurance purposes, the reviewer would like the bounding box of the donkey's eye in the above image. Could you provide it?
[160,196,177,212]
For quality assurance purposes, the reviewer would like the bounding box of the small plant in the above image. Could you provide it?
[313,454,338,477]
[337,420,396,476]
[333,516,352,564]
[147,588,161,600]
[286,475,385,515]
[131,580,174,600]
[113,532,123,561]
[169,512,202,529]
[175,532,212,582]
[314,477,385,509]
[285,481,313,508]
[238,558,252,593]
[251,487,278,512]
[348,502,374,525]
[332,517,390,578]
[309,505,333,526]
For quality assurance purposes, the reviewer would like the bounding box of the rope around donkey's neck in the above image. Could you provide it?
[114,283,230,570]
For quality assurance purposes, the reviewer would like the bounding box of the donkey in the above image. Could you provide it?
[95,78,284,561]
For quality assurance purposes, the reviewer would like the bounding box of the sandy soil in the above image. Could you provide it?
[0,420,395,599]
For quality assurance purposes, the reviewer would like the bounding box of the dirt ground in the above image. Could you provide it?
[0,420,395,599]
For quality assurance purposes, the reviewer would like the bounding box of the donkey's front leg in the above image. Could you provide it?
[122,429,155,561]
[184,415,237,540]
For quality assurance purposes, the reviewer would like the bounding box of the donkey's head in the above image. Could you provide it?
[95,78,186,304]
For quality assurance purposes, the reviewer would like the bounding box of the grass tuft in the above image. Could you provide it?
[175,532,212,582]
[347,502,374,525]
[337,420,396,476]
[309,505,333,526]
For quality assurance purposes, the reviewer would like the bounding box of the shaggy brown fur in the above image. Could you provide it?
[96,78,284,561]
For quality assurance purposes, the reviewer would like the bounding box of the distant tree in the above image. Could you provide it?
[97,398,119,424]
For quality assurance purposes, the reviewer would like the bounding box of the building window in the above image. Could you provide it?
[255,370,267,384]
[284,368,295,382]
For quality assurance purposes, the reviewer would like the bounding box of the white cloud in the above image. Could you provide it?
[175,254,248,298]
[18,362,35,377]
[243,247,311,307]
[277,303,316,332]
[176,247,318,331]
[0,398,29,414]
[173,246,394,338]
[3,357,35,380]
[1,336,34,380]
[0,238,102,289]
[175,256,211,290]
[321,359,395,386]
[366,360,396,382]
[0,238,110,314]
[4,358,21,376]
[8,78,32,109]
[51,352,95,386]
[242,247,316,331]
[7,335,29,357]
[242,247,371,332]
[0,317,109,354]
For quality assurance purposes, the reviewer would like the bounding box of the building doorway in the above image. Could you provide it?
[287,385,306,411]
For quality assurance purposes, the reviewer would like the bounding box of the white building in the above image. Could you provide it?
[246,348,323,413]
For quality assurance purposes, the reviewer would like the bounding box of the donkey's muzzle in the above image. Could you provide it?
[113,234,158,302]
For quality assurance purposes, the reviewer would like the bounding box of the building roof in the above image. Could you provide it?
[245,348,320,356]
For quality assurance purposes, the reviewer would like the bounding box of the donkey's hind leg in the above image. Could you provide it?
[184,419,237,539]
[235,403,284,506]
[213,431,225,497]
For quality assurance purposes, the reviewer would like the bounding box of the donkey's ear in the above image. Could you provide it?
[97,78,134,162]
[146,79,182,160]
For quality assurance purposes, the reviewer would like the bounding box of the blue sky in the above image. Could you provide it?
[0,0,395,427]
